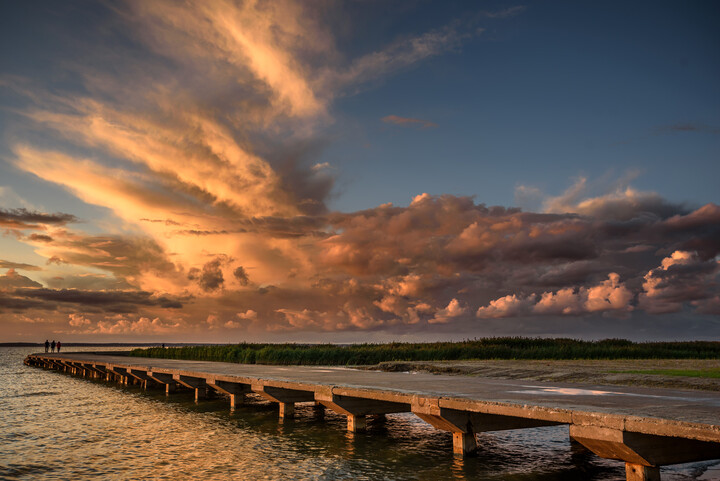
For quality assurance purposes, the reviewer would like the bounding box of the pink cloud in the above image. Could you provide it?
[429,298,468,324]
[476,273,634,318]
[476,294,536,319]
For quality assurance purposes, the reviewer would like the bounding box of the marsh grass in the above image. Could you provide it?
[129,338,720,365]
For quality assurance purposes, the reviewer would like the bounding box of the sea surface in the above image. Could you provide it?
[1,347,718,480]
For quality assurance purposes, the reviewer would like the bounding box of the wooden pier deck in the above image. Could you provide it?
[25,352,720,481]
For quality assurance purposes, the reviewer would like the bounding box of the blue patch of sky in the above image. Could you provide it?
[322,1,720,212]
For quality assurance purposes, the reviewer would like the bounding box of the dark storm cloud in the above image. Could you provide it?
[660,204,720,259]
[0,208,78,229]
[264,139,335,217]
[233,266,250,286]
[27,233,53,242]
[188,259,225,292]
[638,252,720,315]
[2,288,184,313]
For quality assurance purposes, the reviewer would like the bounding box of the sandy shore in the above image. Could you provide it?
[367,359,720,391]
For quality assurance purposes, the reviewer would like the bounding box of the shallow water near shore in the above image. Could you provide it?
[2,347,719,480]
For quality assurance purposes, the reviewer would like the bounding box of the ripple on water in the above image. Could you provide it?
[0,463,57,479]
[1,391,61,399]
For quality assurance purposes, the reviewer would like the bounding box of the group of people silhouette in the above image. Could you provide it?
[44,339,61,353]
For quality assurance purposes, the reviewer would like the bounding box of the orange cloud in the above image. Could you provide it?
[128,0,328,119]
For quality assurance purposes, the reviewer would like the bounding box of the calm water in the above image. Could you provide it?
[2,347,718,480]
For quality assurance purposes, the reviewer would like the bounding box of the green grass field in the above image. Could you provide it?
[128,338,720,366]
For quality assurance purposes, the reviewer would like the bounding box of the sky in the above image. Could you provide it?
[0,0,718,343]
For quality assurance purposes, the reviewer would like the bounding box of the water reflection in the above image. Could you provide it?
[2,347,718,480]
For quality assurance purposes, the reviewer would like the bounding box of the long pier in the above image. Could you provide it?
[25,352,720,481]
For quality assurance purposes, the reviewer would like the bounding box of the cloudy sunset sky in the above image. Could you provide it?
[1,1,718,342]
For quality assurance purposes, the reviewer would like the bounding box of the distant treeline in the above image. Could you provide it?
[129,338,720,365]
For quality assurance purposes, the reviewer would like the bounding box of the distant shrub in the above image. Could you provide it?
[128,338,720,365]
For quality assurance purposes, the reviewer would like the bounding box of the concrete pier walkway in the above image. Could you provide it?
[26,352,720,481]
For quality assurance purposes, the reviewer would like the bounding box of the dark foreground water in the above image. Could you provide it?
[2,347,719,481]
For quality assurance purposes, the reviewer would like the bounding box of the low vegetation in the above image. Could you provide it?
[129,338,720,366]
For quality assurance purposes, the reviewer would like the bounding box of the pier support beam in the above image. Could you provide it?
[625,464,660,481]
[313,402,326,419]
[207,380,251,409]
[174,375,211,401]
[453,432,478,457]
[279,402,294,419]
[58,361,74,374]
[347,414,366,432]
[147,372,179,395]
[413,406,478,456]
[128,369,160,390]
[569,425,720,481]
[252,384,314,419]
[315,391,410,433]
[88,364,108,379]
[109,367,135,385]
[412,401,562,457]
[83,364,108,380]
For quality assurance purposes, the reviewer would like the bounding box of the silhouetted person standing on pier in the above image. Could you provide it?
[51,340,56,353]
[45,340,49,353]
[57,341,61,352]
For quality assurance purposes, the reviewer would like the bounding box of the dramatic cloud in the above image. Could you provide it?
[2,181,719,334]
[127,0,329,120]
